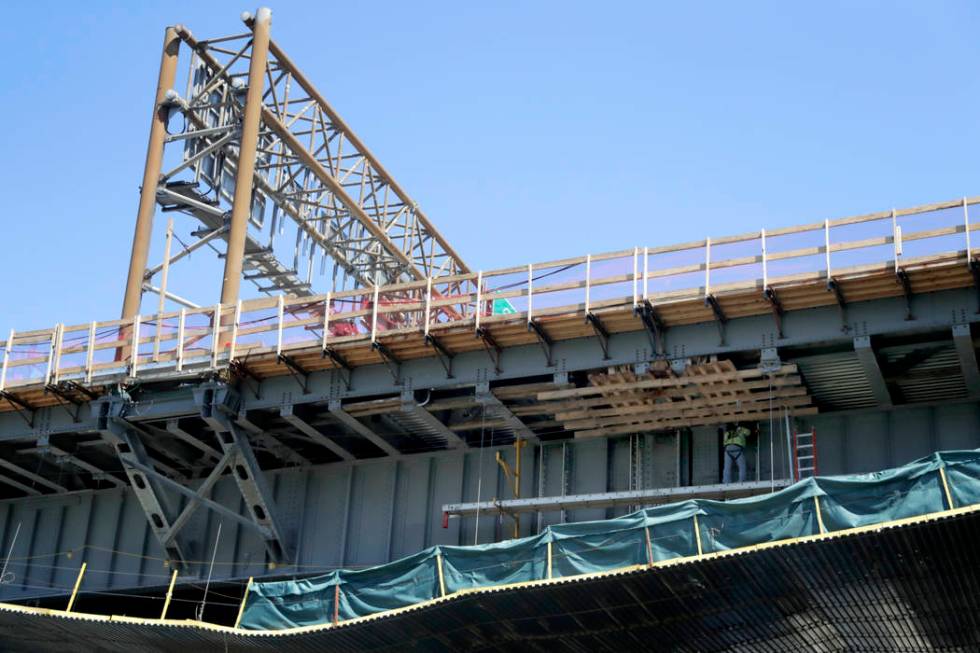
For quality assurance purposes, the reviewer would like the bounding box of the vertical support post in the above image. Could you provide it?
[333,584,340,625]
[129,316,141,376]
[546,541,553,579]
[370,285,380,342]
[160,568,179,620]
[436,553,446,597]
[424,277,433,337]
[233,576,253,628]
[46,325,63,385]
[175,309,186,372]
[0,329,11,392]
[154,217,174,361]
[760,229,768,289]
[584,255,592,315]
[122,26,180,320]
[228,300,242,362]
[964,197,972,266]
[693,514,703,556]
[892,208,901,273]
[66,562,87,613]
[643,247,649,301]
[474,271,483,332]
[939,467,955,510]
[824,219,832,280]
[644,525,654,566]
[704,238,711,297]
[219,8,272,307]
[84,323,96,384]
[814,495,827,534]
[632,247,639,309]
[210,304,221,369]
[275,295,285,356]
[527,264,534,324]
[322,292,332,349]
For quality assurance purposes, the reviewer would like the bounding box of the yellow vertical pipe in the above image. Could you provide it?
[66,562,87,613]
[939,467,955,510]
[547,541,553,579]
[160,568,178,620]
[436,553,446,597]
[644,526,654,566]
[233,577,254,629]
[814,495,827,534]
[693,515,703,556]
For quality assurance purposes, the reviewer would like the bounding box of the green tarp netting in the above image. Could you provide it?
[240,448,980,631]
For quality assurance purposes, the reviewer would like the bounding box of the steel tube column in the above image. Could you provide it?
[121,26,180,319]
[219,8,271,306]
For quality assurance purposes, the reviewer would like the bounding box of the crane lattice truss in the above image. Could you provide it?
[146,13,467,304]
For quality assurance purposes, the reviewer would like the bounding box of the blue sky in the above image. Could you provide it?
[2,1,979,330]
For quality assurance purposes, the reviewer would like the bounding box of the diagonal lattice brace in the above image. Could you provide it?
[196,384,288,561]
[97,402,185,565]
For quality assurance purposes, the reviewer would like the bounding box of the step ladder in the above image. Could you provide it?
[793,427,818,480]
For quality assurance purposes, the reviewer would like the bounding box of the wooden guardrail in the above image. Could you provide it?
[2,195,978,391]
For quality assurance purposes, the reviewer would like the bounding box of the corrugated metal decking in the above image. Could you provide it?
[0,505,978,652]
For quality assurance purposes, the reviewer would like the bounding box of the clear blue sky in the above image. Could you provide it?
[2,1,979,331]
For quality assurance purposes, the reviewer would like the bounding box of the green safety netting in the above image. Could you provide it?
[239,449,980,631]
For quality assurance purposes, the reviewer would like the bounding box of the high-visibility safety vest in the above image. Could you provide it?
[724,426,751,448]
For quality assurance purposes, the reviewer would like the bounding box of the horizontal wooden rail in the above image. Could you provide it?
[1,195,977,391]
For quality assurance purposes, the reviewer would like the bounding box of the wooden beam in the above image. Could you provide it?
[575,406,819,438]
[537,365,798,401]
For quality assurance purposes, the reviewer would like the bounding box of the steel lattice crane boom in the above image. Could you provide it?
[122,8,469,318]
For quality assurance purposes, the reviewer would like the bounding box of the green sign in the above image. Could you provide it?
[492,297,517,315]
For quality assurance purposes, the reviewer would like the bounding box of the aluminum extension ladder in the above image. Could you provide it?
[793,427,818,480]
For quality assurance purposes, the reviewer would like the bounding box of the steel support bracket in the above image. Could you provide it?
[424,334,455,379]
[827,278,849,333]
[527,319,555,367]
[476,327,502,374]
[763,286,784,339]
[896,269,914,321]
[322,346,352,390]
[704,294,728,345]
[969,258,980,313]
[637,301,667,357]
[586,312,611,360]
[0,391,34,428]
[276,352,309,393]
[372,341,401,384]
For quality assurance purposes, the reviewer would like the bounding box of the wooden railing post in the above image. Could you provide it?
[964,197,972,266]
[175,309,186,372]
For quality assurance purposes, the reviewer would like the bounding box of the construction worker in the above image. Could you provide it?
[722,422,752,484]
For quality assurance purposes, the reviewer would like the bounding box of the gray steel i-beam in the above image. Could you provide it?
[952,324,980,399]
[854,335,893,407]
[121,26,180,320]
[219,7,271,307]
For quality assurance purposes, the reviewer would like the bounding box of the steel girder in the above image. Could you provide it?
[1,288,978,448]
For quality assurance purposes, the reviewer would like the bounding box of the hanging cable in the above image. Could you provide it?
[473,404,488,546]
[0,522,21,585]
[196,521,222,621]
